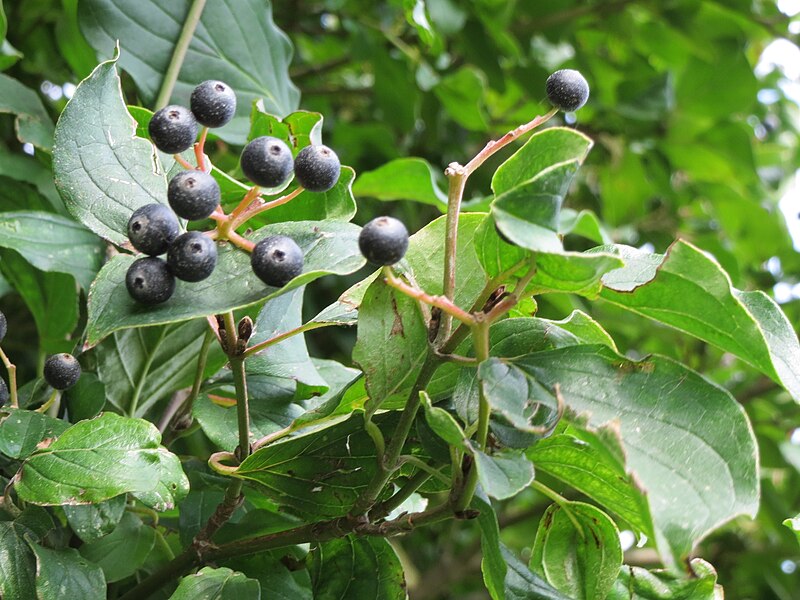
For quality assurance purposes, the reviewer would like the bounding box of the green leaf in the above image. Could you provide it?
[0,409,69,459]
[473,449,535,500]
[352,276,428,411]
[63,495,127,542]
[783,516,800,546]
[420,391,468,449]
[80,0,299,143]
[235,414,387,519]
[599,240,800,402]
[78,512,155,583]
[504,343,758,565]
[221,554,312,600]
[502,544,571,600]
[0,73,54,150]
[29,543,106,600]
[456,316,615,425]
[531,501,622,600]
[491,127,593,252]
[251,168,358,225]
[132,447,191,511]
[169,566,260,600]
[93,319,225,417]
[0,211,103,290]
[559,208,612,245]
[248,106,322,153]
[86,220,365,345]
[475,215,623,298]
[0,522,36,600]
[353,157,448,209]
[64,373,107,421]
[53,53,167,246]
[433,66,488,130]
[0,250,79,354]
[0,154,61,210]
[310,536,406,600]
[528,419,654,540]
[479,357,559,433]
[608,559,721,600]
[473,494,506,600]
[245,287,328,400]
[194,386,298,452]
[15,413,189,508]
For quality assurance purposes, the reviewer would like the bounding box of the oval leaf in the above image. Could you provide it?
[86,220,365,345]
[531,501,622,600]
[80,0,299,143]
[169,566,260,600]
[599,240,800,402]
[53,52,167,246]
[15,413,188,507]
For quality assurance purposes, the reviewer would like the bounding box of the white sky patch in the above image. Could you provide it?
[778,0,800,16]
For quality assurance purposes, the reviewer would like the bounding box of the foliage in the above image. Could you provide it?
[0,1,799,599]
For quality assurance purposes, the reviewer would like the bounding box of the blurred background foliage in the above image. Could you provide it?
[2,0,800,597]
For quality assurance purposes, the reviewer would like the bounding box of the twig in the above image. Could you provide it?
[0,347,18,407]
[154,0,207,109]
[384,268,475,325]
[437,109,557,344]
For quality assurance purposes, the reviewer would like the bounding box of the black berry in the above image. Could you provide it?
[191,80,237,128]
[126,257,176,305]
[294,145,341,193]
[127,204,180,256]
[251,235,304,288]
[0,310,6,343]
[148,105,198,154]
[359,216,409,265]
[167,232,217,282]
[168,170,221,220]
[0,378,8,407]
[240,136,294,188]
[43,353,81,391]
[546,69,589,112]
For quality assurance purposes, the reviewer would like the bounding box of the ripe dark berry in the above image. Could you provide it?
[168,170,221,220]
[294,145,341,193]
[43,353,81,391]
[148,105,198,154]
[127,204,180,256]
[251,235,304,288]
[0,310,6,343]
[546,69,589,112]
[359,216,409,266]
[0,378,8,407]
[190,80,237,128]
[240,136,294,188]
[126,257,175,305]
[167,232,217,282]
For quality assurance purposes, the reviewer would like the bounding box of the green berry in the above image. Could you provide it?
[126,257,175,305]
[240,136,294,188]
[546,69,589,112]
[168,170,221,220]
[251,235,304,287]
[294,145,341,193]
[359,216,409,265]
[0,310,6,343]
[127,204,180,256]
[148,105,198,154]
[167,232,217,282]
[43,353,81,390]
[191,80,237,128]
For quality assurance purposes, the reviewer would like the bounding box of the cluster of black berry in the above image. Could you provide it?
[125,80,344,306]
